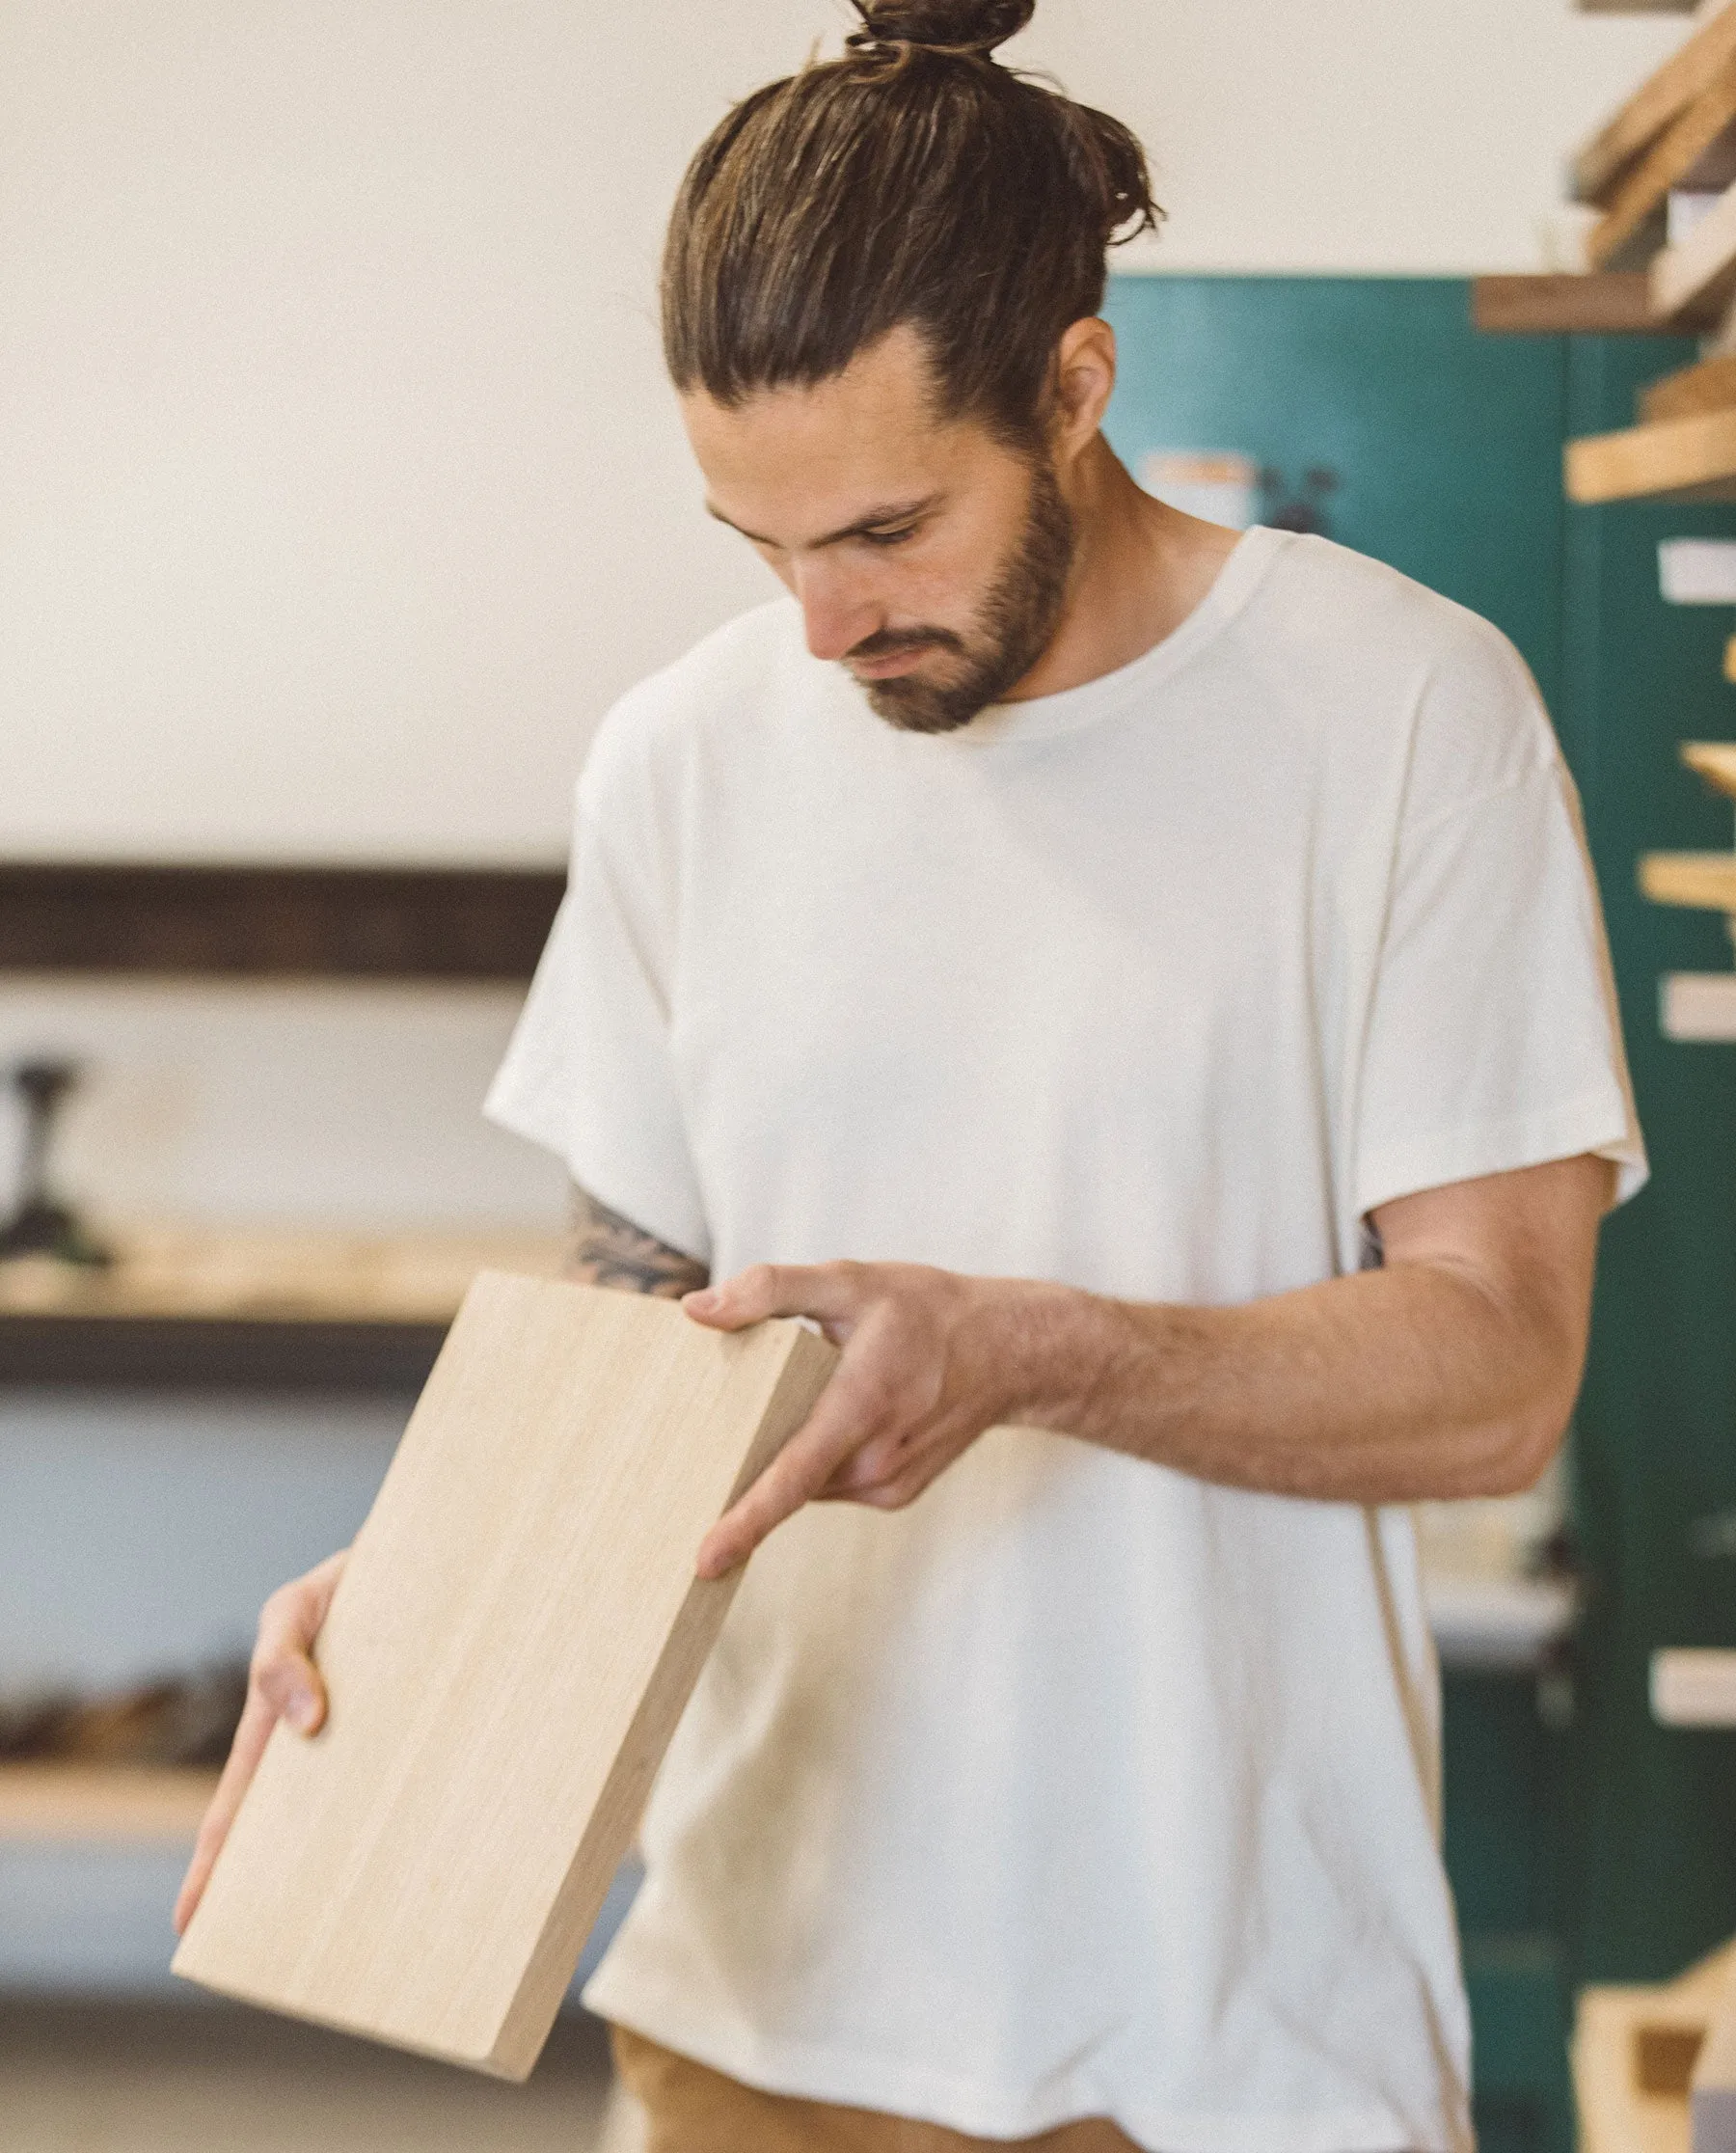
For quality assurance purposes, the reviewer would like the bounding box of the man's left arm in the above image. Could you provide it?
[687,1152,1612,1578]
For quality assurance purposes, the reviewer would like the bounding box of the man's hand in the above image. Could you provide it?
[172,1547,348,1935]
[686,1154,1613,1578]
[686,1264,1082,1578]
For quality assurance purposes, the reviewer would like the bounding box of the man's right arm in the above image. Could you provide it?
[172,1184,705,1935]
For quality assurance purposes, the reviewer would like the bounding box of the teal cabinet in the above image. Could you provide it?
[1103,274,1736,2143]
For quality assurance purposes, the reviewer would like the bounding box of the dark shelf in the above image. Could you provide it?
[0,863,563,981]
[0,1314,445,1392]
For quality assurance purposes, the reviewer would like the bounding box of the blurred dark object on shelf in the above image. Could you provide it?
[0,1059,112,1268]
[0,1661,248,1769]
[1261,463,1341,536]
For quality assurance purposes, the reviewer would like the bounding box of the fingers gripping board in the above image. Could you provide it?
[172,1272,835,2078]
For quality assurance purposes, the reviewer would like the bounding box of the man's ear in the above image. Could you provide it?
[1051,317,1117,465]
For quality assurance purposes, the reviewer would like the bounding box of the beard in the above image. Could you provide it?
[851,457,1076,736]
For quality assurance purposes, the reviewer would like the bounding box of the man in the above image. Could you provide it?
[176,3,1645,2148]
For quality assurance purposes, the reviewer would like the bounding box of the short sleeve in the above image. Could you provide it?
[483,795,711,1265]
[1354,758,1646,1219]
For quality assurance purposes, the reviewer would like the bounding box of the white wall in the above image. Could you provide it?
[0,0,1693,865]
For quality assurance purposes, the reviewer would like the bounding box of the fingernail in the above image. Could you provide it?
[286,1692,317,1732]
[684,1289,719,1314]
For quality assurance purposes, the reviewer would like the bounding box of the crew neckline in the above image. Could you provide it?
[919,522,1293,749]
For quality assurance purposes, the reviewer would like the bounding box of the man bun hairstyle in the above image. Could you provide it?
[662,0,1160,448]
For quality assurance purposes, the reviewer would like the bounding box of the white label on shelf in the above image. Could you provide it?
[1661,971,1736,1041]
[1139,451,1260,531]
[1659,539,1736,605]
[1652,1649,1736,1729]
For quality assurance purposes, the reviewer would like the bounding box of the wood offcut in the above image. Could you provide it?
[172,1274,837,2080]
[1573,1,1736,204]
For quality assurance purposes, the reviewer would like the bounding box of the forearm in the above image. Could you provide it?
[1023,1259,1583,1506]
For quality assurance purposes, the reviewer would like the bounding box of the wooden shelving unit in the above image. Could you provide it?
[0,1764,216,1842]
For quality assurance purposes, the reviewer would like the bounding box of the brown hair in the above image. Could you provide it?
[661,0,1160,448]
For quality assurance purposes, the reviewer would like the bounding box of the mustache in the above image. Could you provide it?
[844,625,967,663]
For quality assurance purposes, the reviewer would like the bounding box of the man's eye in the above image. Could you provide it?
[863,526,918,547]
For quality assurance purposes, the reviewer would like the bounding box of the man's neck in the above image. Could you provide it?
[1003,436,1244,703]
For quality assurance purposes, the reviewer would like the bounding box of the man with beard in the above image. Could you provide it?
[177,3,1645,2148]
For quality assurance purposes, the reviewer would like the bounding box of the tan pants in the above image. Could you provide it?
[610,2025,1146,2153]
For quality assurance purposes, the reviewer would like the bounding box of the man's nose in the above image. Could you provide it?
[791,558,879,663]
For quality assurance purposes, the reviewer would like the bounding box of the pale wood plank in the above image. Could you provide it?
[1590,57,1736,270]
[0,1765,217,1842]
[172,1273,836,2080]
[1683,742,1736,799]
[1640,853,1736,911]
[1574,1,1736,204]
[1565,409,1736,503]
[1473,274,1657,334]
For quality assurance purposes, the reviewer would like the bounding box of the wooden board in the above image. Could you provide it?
[1473,274,1657,335]
[1652,183,1736,323]
[1683,742,1736,799]
[1642,355,1736,422]
[1641,853,1736,912]
[1575,1941,1736,2153]
[172,1272,836,2078]
[1590,57,1736,270]
[1566,409,1736,504]
[1574,2,1736,204]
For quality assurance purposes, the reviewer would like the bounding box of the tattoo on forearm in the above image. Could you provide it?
[565,1185,710,1299]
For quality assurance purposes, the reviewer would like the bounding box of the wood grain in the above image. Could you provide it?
[1566,409,1736,504]
[1573,2,1736,204]
[1590,56,1736,270]
[172,1273,836,2079]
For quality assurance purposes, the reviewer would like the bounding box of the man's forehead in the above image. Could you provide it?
[679,327,990,547]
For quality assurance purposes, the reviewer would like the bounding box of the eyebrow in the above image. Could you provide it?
[704,493,941,549]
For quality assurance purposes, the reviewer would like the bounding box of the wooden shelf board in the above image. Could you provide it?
[1641,852,1736,911]
[1473,274,1658,335]
[0,863,564,982]
[0,1228,565,1389]
[1641,354,1736,422]
[0,1764,217,1842]
[1591,59,1736,270]
[1684,742,1736,799]
[0,1227,562,1327]
[1573,1,1736,204]
[1566,409,1736,502]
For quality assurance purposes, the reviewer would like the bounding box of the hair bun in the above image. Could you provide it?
[846,0,1035,62]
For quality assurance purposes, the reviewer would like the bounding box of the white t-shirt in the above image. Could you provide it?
[485,527,1644,2153]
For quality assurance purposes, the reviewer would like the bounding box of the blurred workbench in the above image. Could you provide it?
[0,1224,564,1388]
